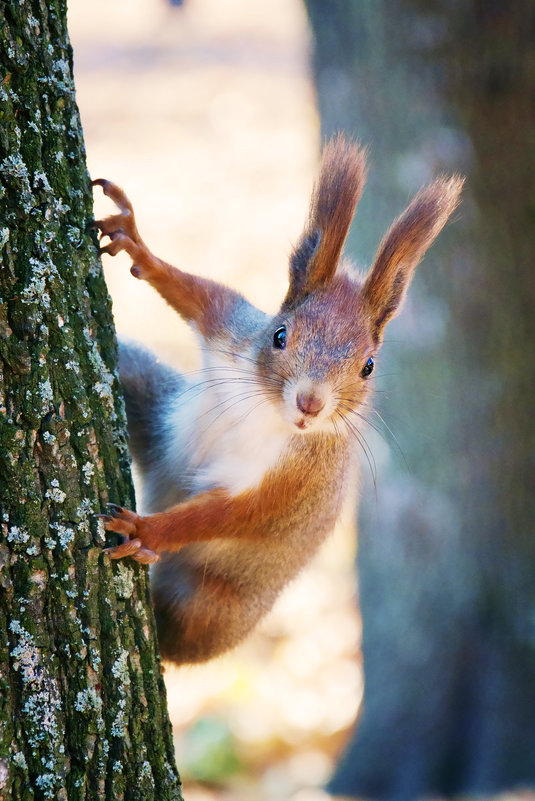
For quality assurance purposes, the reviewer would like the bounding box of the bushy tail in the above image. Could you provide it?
[118,341,184,475]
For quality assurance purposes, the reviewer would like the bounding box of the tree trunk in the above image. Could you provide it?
[0,2,182,798]
[305,1,535,798]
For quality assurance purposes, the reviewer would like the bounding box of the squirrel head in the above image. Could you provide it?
[255,135,464,435]
[257,273,374,433]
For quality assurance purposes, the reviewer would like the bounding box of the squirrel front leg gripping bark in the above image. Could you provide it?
[93,136,463,665]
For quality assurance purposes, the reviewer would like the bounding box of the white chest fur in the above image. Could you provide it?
[166,351,292,496]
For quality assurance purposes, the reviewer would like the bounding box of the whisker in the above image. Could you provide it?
[212,344,295,385]
[231,395,274,428]
[192,386,281,441]
[185,363,284,389]
[172,377,257,406]
[337,401,382,437]
[340,402,409,473]
[197,346,291,389]
[331,414,342,440]
[335,410,377,493]
[197,388,272,423]
[369,408,410,472]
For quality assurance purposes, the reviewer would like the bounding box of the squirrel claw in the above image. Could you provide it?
[105,538,143,560]
[107,502,126,514]
[131,547,160,564]
[99,505,140,536]
[99,506,159,563]
[92,178,133,214]
[104,538,160,564]
[91,179,151,274]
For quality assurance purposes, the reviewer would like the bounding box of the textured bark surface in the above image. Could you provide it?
[305,1,535,799]
[0,2,182,798]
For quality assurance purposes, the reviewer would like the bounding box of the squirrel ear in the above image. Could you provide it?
[362,175,464,342]
[285,229,322,304]
[282,135,367,310]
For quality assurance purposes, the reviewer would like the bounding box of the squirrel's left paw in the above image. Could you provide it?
[98,504,160,564]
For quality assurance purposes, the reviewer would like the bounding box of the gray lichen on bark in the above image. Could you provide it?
[0,1,182,798]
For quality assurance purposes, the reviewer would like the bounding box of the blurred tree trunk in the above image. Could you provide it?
[305,1,535,799]
[0,2,182,799]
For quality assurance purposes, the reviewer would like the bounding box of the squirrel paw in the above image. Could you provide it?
[91,179,146,275]
[98,505,160,564]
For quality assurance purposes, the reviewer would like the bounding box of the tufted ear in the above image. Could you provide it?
[282,135,367,310]
[362,175,464,342]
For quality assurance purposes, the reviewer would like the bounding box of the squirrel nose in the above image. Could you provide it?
[296,391,325,417]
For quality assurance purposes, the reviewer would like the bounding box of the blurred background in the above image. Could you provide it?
[68,1,535,800]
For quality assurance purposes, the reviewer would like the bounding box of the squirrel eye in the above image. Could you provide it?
[273,325,287,350]
[361,356,374,378]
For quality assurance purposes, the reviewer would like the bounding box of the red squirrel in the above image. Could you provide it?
[93,136,463,665]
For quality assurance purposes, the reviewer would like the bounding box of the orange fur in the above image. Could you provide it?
[93,179,242,339]
[284,136,367,308]
[363,176,464,340]
[93,137,463,664]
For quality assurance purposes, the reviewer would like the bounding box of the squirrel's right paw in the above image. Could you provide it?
[105,537,160,564]
[91,179,145,275]
[96,504,160,564]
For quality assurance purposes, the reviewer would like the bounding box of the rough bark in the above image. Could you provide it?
[0,2,182,798]
[305,1,535,798]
